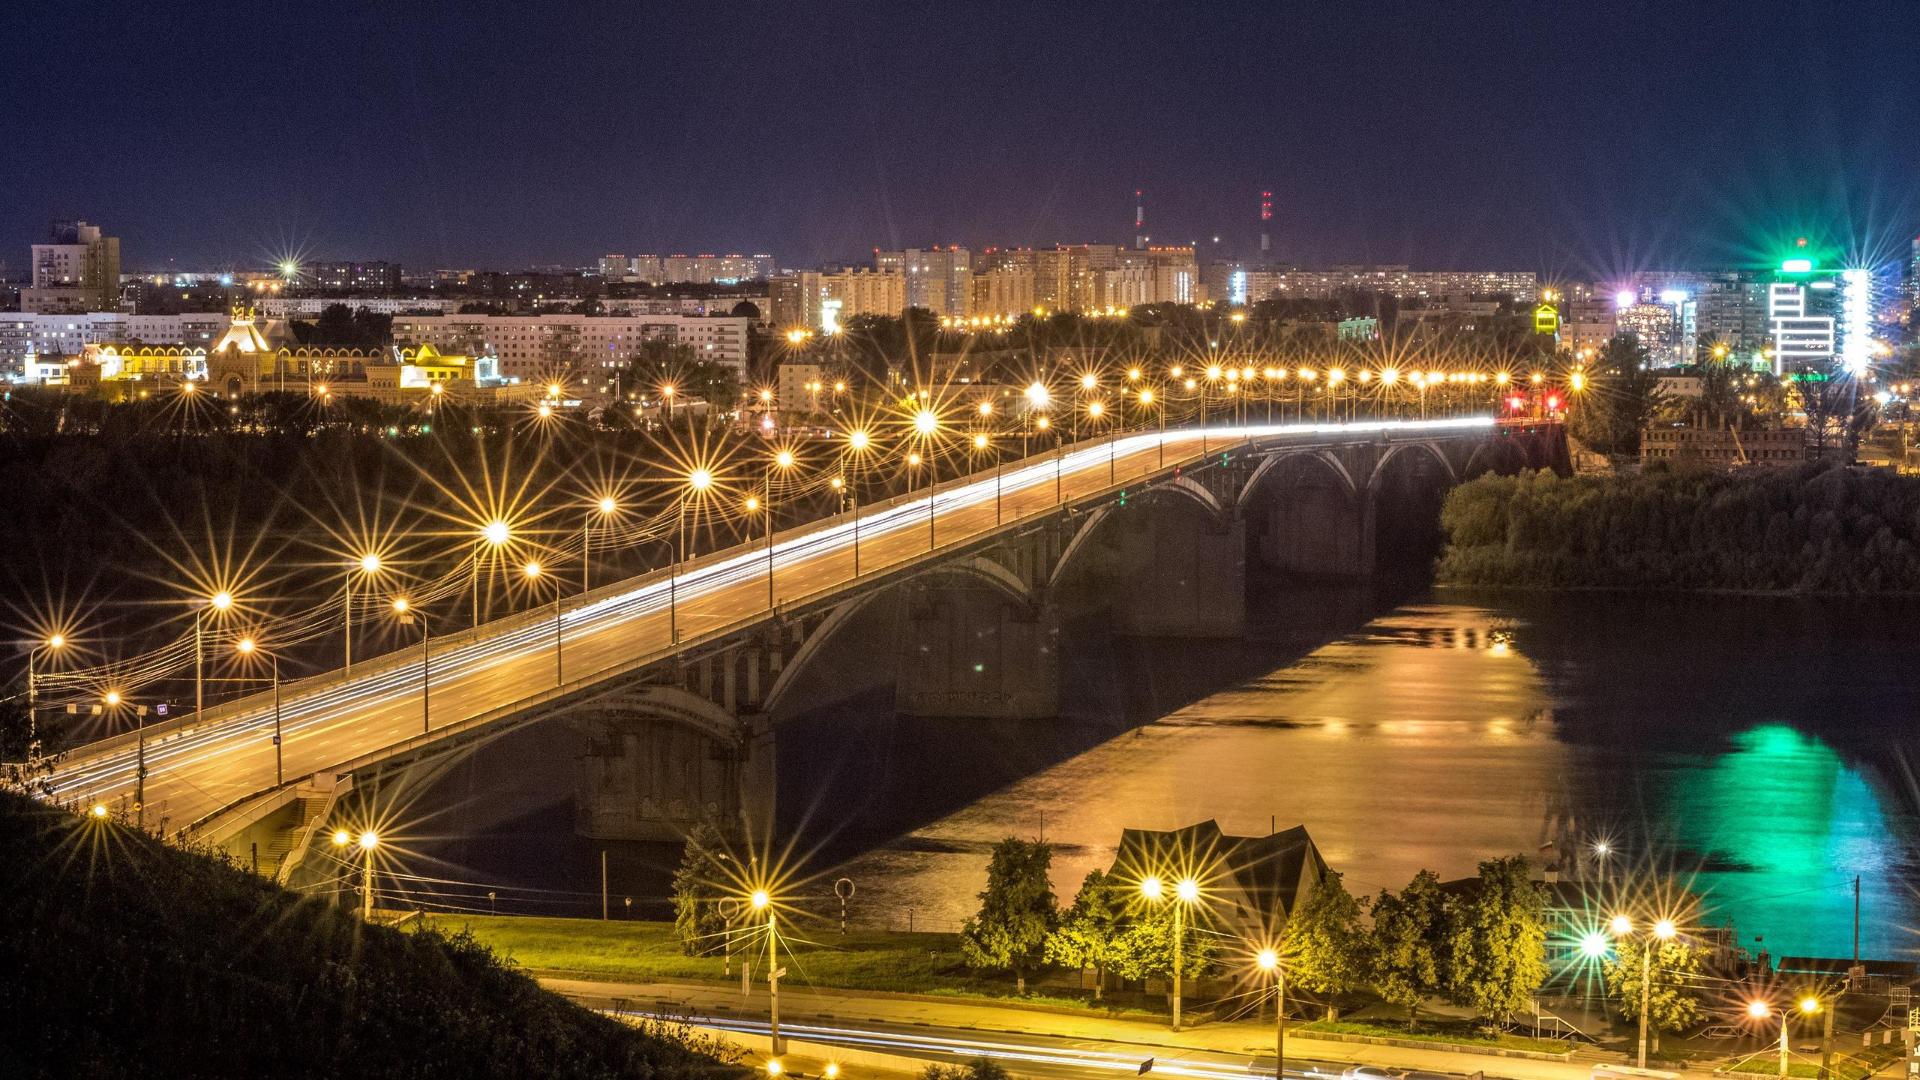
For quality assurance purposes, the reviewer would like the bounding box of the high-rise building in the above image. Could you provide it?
[875,248,971,316]
[972,268,1036,318]
[302,261,402,291]
[26,220,120,311]
[769,270,906,330]
[1693,273,1771,361]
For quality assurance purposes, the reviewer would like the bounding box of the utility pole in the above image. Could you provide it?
[601,850,609,920]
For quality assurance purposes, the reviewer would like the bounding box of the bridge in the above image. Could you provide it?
[43,416,1563,879]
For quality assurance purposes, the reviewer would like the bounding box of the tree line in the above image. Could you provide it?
[1438,462,1920,592]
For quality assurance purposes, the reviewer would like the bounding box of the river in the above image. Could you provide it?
[818,590,1920,962]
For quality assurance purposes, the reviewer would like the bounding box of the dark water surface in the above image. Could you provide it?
[818,591,1920,960]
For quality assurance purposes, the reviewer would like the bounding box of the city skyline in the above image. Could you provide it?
[7,1,1920,275]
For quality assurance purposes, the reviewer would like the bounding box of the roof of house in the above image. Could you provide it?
[1111,820,1327,933]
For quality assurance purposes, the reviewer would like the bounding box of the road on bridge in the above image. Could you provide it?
[46,417,1492,832]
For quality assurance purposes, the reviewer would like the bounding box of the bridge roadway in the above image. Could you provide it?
[46,416,1493,832]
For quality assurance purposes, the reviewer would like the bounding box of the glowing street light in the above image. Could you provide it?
[391,597,432,733]
[235,637,285,785]
[1255,947,1288,1079]
[748,887,784,1053]
[194,591,236,716]
[584,496,620,593]
[25,631,70,753]
[671,468,715,643]
[1610,913,1679,1067]
[357,830,380,919]
[1141,875,1201,1030]
[344,552,386,671]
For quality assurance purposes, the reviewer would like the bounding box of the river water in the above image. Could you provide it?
[822,591,1920,961]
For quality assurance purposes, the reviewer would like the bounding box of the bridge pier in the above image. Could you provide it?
[575,714,746,843]
[896,579,1059,720]
[1079,498,1247,638]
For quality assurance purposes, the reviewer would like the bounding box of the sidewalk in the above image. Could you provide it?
[543,975,1675,1080]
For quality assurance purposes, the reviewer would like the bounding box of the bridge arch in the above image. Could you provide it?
[1240,449,1370,583]
[1366,440,1458,494]
[762,555,1039,719]
[1048,475,1229,593]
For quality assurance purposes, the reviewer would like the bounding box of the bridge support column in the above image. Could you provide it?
[1103,507,1247,637]
[575,715,746,843]
[895,582,1058,720]
[738,712,776,842]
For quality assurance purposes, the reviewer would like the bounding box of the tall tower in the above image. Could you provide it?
[1134,189,1146,250]
[1259,191,1273,259]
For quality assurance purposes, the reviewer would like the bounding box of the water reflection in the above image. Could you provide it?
[833,596,1920,960]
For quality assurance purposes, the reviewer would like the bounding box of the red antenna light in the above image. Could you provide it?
[1260,191,1273,222]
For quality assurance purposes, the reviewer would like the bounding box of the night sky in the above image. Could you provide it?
[6,1,1918,276]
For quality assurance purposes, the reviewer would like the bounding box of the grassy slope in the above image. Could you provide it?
[425,914,1002,994]
[0,795,734,1080]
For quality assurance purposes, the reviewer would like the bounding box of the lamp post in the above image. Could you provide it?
[196,591,234,715]
[358,831,379,919]
[751,888,783,1055]
[672,469,714,644]
[1609,914,1678,1068]
[914,408,940,551]
[764,448,796,608]
[392,598,430,733]
[524,561,561,684]
[1257,948,1287,1080]
[235,637,281,786]
[345,552,382,671]
[584,497,617,593]
[844,429,872,575]
[1023,382,1050,456]
[474,519,510,626]
[1141,875,1200,1030]
[26,633,66,751]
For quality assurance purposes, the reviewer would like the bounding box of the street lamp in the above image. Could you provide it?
[671,468,714,644]
[524,561,562,684]
[236,637,283,786]
[473,519,511,625]
[584,496,618,593]
[1256,948,1287,1080]
[357,830,379,919]
[750,888,784,1054]
[196,590,235,715]
[762,449,797,608]
[1141,875,1201,1030]
[844,429,873,574]
[25,632,68,753]
[345,552,383,671]
[913,408,941,551]
[1609,914,1678,1068]
[391,598,430,733]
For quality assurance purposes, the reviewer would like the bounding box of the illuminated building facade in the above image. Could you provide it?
[875,247,972,317]
[391,312,751,379]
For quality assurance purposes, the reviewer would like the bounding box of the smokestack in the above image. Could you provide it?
[1260,190,1272,259]
[1134,189,1146,250]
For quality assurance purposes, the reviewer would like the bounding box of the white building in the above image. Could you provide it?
[1,312,228,372]
[390,313,751,381]
[260,297,462,318]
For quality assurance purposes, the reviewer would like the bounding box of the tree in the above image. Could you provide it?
[1112,902,1217,984]
[960,837,1058,994]
[1284,870,1368,1018]
[1444,855,1548,1021]
[670,822,730,957]
[1569,335,1670,456]
[1367,870,1450,1023]
[1605,936,1704,1052]
[1044,869,1128,999]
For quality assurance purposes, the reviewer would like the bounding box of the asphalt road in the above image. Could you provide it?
[45,417,1492,833]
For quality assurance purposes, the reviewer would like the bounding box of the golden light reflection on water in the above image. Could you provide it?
[834,604,1563,931]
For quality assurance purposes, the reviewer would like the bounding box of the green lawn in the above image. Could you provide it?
[1297,1019,1572,1056]
[425,914,1094,1003]
[1721,1042,1906,1080]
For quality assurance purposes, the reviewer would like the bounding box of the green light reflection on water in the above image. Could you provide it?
[1668,723,1907,959]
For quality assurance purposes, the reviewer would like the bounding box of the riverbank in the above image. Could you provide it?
[1436,464,1920,593]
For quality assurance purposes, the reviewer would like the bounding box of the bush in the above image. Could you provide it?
[921,1058,1013,1080]
[1437,464,1920,593]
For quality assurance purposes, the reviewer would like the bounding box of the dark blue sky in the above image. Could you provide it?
[6,1,1917,276]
